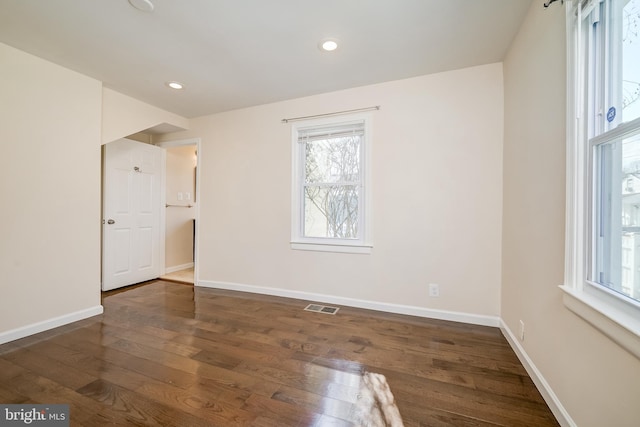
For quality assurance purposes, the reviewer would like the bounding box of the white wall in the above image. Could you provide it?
[502,3,640,426]
[0,42,103,338]
[165,145,196,269]
[101,88,189,144]
[160,63,504,320]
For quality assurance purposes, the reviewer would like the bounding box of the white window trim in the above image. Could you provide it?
[290,113,373,254]
[562,0,640,359]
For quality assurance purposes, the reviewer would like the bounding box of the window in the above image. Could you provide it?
[290,114,372,253]
[563,0,640,358]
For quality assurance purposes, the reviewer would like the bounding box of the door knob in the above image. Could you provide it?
[107,219,115,225]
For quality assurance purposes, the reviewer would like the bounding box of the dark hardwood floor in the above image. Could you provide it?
[0,281,559,426]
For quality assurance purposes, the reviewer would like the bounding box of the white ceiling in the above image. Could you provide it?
[0,0,533,119]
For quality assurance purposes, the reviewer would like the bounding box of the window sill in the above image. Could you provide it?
[290,242,372,254]
[559,285,640,359]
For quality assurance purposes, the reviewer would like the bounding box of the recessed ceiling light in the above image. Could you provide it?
[166,81,184,90]
[319,38,339,52]
[128,0,154,12]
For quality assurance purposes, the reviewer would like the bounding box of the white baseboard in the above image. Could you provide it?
[197,279,500,327]
[164,262,194,274]
[500,320,575,427]
[0,305,104,345]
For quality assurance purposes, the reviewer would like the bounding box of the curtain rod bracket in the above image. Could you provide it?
[543,0,563,8]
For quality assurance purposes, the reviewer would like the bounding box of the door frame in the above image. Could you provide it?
[156,137,201,286]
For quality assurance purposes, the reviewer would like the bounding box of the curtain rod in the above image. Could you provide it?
[281,106,380,124]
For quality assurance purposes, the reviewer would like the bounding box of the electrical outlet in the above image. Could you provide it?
[428,283,440,297]
[519,320,525,341]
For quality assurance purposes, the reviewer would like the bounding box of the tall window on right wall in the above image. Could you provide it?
[563,0,640,357]
[591,0,640,302]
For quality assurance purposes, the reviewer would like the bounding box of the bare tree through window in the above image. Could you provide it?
[303,131,362,239]
[622,0,640,118]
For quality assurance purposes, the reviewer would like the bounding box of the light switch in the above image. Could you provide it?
[177,192,183,201]
[185,192,191,200]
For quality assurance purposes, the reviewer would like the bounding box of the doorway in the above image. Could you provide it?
[157,138,200,285]
[101,136,200,290]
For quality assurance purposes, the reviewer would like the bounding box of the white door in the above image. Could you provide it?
[102,138,164,291]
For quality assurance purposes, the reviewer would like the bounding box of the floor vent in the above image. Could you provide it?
[304,303,340,315]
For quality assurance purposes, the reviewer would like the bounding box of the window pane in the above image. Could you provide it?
[304,185,359,239]
[595,131,640,302]
[305,135,361,184]
[622,0,640,122]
